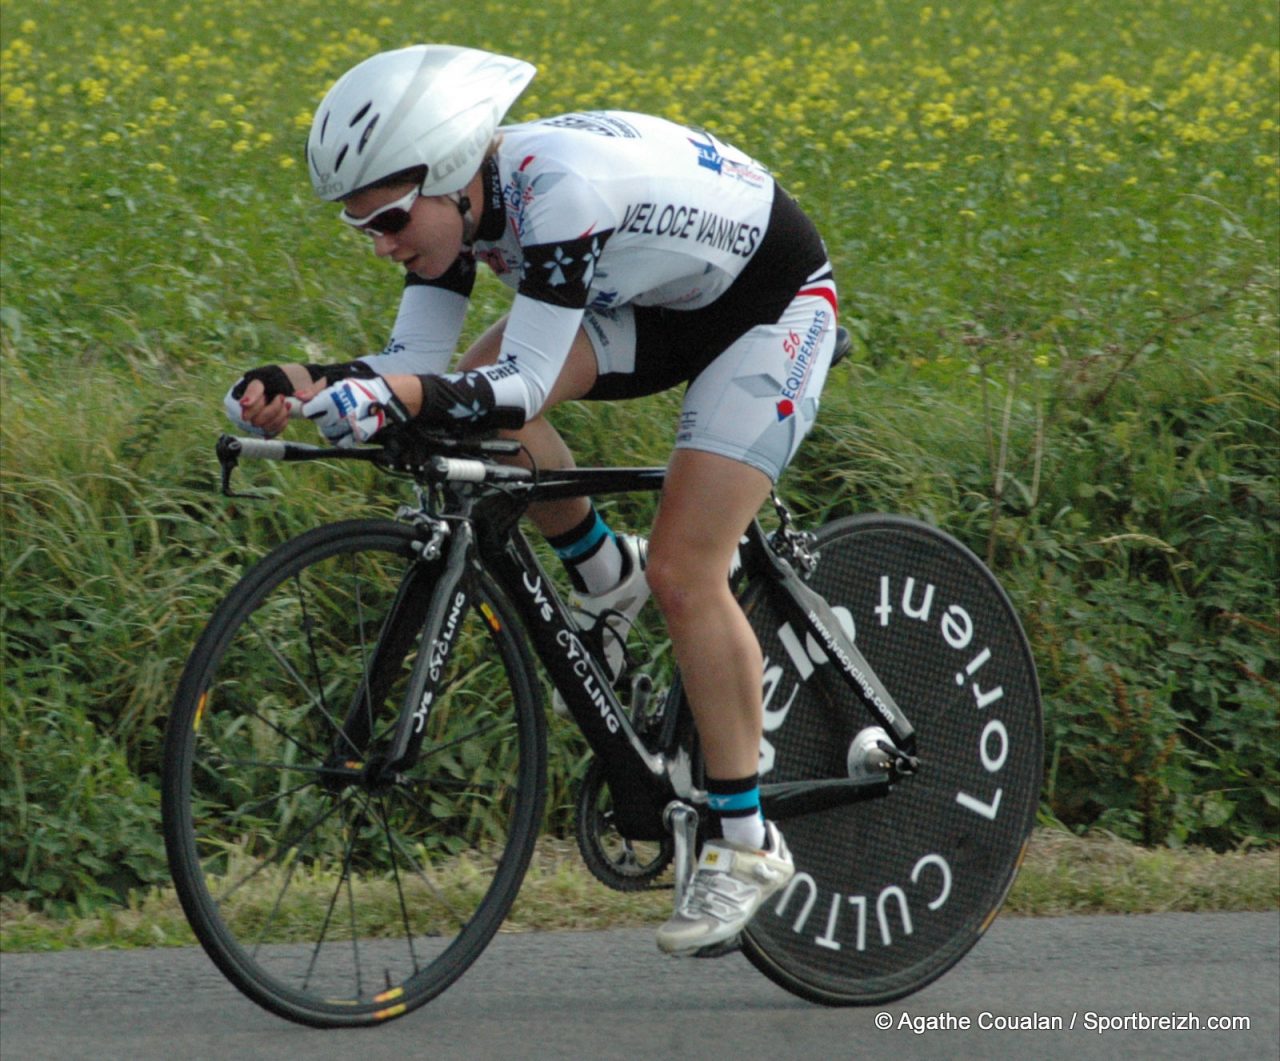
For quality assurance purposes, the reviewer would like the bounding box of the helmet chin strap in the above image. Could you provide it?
[450,192,476,247]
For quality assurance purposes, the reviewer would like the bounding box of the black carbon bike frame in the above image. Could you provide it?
[218,435,921,844]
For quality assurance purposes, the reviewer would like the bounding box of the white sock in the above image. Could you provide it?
[719,813,767,850]
[573,537,624,597]
[549,506,624,596]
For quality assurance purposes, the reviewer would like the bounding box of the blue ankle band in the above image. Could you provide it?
[552,511,613,561]
[708,788,760,814]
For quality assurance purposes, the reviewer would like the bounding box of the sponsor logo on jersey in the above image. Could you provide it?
[619,200,761,259]
[503,156,568,242]
[688,131,768,188]
[540,112,642,138]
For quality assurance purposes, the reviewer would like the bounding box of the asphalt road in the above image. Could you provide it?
[2,912,1276,1060]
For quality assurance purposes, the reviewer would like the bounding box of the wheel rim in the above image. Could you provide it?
[167,528,543,1022]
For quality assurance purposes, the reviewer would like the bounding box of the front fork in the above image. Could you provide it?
[326,515,473,781]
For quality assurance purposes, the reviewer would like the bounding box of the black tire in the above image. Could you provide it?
[161,519,546,1027]
[739,515,1042,1004]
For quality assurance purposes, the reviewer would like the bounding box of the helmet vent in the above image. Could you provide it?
[319,112,330,144]
[334,145,349,172]
[357,114,379,153]
[349,102,372,126]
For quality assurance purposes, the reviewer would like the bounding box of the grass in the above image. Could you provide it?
[2,829,1276,953]
[1,0,1277,913]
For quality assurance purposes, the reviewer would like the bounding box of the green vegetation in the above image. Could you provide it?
[1,0,1276,923]
[3,830,1276,952]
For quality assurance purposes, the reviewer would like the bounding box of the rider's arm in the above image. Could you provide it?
[229,262,474,434]
[312,164,615,436]
[354,264,472,376]
[382,183,615,431]
[378,292,586,429]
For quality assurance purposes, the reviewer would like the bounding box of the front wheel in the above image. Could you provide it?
[161,519,546,1027]
[740,515,1042,1004]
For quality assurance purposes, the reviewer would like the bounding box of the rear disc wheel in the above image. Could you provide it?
[740,515,1042,1004]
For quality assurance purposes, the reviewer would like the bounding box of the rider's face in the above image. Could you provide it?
[341,182,464,280]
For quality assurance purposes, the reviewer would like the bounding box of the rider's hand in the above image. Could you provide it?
[224,365,299,438]
[301,376,409,447]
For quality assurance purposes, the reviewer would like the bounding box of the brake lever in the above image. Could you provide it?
[216,434,267,499]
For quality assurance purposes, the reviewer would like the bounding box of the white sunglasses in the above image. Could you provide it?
[339,185,420,236]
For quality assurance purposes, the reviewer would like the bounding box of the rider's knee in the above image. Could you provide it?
[645,545,706,627]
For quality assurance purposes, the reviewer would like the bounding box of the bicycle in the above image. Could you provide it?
[161,330,1043,1027]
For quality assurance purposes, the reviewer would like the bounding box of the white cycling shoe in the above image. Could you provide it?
[552,535,649,718]
[656,821,795,957]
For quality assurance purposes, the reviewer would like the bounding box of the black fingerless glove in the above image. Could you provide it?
[305,361,379,385]
[230,361,379,401]
[230,364,296,401]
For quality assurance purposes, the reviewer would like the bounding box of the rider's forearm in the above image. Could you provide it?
[383,374,427,416]
[245,360,385,399]
[381,372,524,431]
[280,363,317,393]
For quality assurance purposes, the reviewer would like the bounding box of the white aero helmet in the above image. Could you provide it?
[307,44,536,201]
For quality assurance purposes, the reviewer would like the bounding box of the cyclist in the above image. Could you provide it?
[226,44,838,956]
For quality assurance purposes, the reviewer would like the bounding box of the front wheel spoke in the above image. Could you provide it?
[408,775,504,796]
[375,792,422,976]
[381,808,479,928]
[414,717,509,767]
[194,772,327,833]
[302,798,368,993]
[206,756,334,777]
[244,615,363,758]
[386,770,507,823]
[212,791,351,905]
